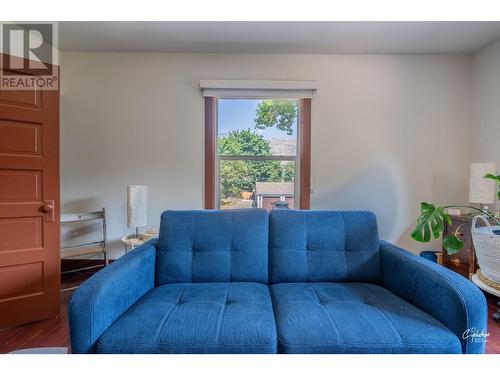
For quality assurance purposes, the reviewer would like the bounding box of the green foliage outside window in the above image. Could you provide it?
[254,99,298,135]
[218,130,293,199]
[219,99,298,201]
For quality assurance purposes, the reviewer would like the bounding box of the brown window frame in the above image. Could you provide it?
[204,97,311,210]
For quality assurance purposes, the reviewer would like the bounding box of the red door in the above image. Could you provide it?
[0,54,60,328]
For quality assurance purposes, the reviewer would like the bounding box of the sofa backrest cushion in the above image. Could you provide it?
[156,209,269,285]
[269,210,381,283]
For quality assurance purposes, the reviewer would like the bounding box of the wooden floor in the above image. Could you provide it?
[485,294,500,354]
[0,261,103,353]
[1,264,499,354]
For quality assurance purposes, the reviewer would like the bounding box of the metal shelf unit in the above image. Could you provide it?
[60,208,109,290]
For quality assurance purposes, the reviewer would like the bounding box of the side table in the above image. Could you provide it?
[121,230,158,253]
[442,214,477,279]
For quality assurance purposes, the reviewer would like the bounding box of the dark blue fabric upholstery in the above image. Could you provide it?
[156,210,269,284]
[68,210,488,354]
[69,239,157,353]
[380,241,488,354]
[270,282,462,354]
[96,282,277,354]
[269,210,380,283]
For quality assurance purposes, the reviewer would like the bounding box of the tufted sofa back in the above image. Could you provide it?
[269,210,381,283]
[156,209,381,286]
[156,209,269,285]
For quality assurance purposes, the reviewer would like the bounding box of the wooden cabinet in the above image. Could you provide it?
[442,215,478,280]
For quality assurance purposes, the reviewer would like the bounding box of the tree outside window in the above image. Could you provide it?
[217,99,298,210]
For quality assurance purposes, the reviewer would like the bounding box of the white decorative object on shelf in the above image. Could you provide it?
[127,185,148,237]
[469,162,496,204]
[446,208,461,216]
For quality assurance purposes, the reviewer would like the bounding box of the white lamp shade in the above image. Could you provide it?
[469,163,497,204]
[127,185,148,228]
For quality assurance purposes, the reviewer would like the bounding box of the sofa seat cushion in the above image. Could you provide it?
[96,282,277,354]
[270,282,461,354]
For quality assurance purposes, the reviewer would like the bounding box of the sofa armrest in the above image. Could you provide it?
[69,239,157,353]
[380,240,488,354]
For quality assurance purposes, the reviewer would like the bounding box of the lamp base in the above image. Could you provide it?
[126,227,141,240]
[126,227,156,242]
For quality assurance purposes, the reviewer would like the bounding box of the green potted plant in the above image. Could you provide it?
[412,174,500,254]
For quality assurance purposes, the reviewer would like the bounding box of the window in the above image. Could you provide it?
[202,80,313,210]
[217,98,298,210]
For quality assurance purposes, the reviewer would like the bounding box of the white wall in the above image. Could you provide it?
[471,40,500,211]
[60,52,472,258]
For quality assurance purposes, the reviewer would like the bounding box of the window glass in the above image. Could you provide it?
[217,99,298,210]
[218,99,297,156]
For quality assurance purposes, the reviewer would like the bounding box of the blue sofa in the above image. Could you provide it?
[69,209,487,354]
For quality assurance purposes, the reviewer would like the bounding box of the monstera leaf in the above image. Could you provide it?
[442,235,464,255]
[411,202,464,254]
[412,202,449,242]
[484,173,500,201]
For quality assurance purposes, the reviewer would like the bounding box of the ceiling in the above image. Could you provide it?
[59,21,500,54]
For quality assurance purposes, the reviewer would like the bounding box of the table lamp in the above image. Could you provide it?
[127,185,148,238]
[469,163,496,210]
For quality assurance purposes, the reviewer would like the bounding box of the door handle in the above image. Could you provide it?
[42,203,53,212]
[42,200,55,222]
